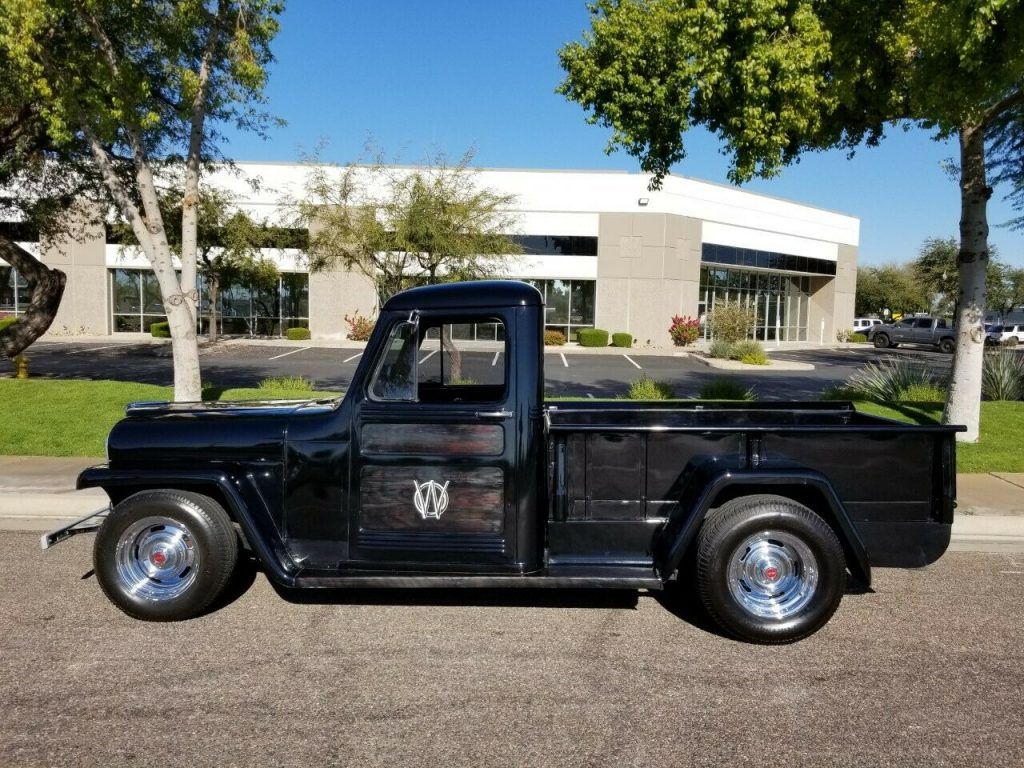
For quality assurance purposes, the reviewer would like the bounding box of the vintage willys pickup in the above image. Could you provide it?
[46,281,963,643]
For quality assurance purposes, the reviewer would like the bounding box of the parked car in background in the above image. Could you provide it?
[866,316,957,353]
[984,324,1005,345]
[998,324,1024,346]
[852,318,883,335]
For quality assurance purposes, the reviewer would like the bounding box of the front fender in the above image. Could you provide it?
[655,468,871,587]
[77,466,298,586]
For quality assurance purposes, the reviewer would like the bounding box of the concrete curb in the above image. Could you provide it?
[693,355,816,372]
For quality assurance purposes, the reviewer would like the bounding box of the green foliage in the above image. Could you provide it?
[707,301,755,344]
[913,237,1012,315]
[611,332,633,348]
[697,379,756,401]
[849,333,868,344]
[982,350,1024,401]
[820,385,861,401]
[0,317,18,332]
[258,376,314,392]
[297,148,522,303]
[285,327,311,341]
[669,315,700,346]
[856,264,929,317]
[577,328,610,347]
[708,339,734,359]
[149,321,170,338]
[728,340,768,365]
[625,375,675,400]
[898,384,948,403]
[344,312,375,342]
[544,329,567,346]
[847,359,942,403]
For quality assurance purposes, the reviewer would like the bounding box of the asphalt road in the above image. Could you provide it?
[2,532,1022,767]
[21,340,962,399]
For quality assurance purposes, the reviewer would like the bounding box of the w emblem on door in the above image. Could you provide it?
[413,480,450,520]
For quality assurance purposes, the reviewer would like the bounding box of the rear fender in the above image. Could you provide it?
[655,468,871,587]
[77,466,298,586]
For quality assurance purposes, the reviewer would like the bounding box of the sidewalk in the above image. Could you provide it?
[2,456,1023,552]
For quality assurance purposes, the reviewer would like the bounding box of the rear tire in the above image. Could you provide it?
[695,495,846,644]
[939,337,955,354]
[94,490,238,621]
[872,333,890,349]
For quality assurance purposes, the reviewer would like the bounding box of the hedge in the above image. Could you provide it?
[611,332,632,348]
[149,321,170,338]
[286,327,311,341]
[577,328,609,347]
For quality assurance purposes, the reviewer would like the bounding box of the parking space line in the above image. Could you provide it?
[559,353,568,368]
[419,349,438,365]
[491,351,500,367]
[623,354,642,369]
[586,393,595,399]
[343,352,363,363]
[69,345,120,355]
[268,346,311,360]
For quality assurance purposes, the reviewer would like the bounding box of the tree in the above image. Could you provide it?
[297,149,522,379]
[559,1,1024,442]
[2,0,282,400]
[913,237,1009,316]
[0,31,102,360]
[855,264,928,318]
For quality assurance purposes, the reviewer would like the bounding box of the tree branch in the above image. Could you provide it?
[984,83,1024,124]
[0,237,66,359]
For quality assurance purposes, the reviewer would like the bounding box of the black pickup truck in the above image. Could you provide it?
[45,281,963,643]
[867,316,957,352]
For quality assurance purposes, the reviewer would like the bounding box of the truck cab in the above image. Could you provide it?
[55,280,963,644]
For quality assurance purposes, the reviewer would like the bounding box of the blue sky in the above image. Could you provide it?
[222,1,1024,268]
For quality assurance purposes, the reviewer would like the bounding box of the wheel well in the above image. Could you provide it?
[107,484,238,526]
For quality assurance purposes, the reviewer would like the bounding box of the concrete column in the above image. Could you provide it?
[807,244,858,343]
[307,214,378,341]
[40,204,109,335]
[594,212,701,347]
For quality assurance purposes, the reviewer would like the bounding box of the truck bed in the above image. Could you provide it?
[545,401,961,570]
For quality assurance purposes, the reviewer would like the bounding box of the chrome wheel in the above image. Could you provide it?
[114,516,199,601]
[726,530,819,620]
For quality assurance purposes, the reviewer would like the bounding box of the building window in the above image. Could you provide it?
[509,235,598,256]
[698,266,811,342]
[0,264,30,317]
[110,268,310,336]
[702,243,837,276]
[521,279,596,340]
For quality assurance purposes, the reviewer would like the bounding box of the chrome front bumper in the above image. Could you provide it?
[39,506,111,550]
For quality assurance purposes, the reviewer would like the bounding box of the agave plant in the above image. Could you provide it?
[982,350,1024,401]
[847,358,941,403]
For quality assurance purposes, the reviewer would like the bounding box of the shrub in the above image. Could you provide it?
[729,340,768,365]
[344,312,375,341]
[258,375,313,392]
[698,379,757,401]
[544,329,567,346]
[836,328,851,342]
[849,332,869,343]
[285,327,311,341]
[820,385,862,401]
[897,383,948,403]
[1003,336,1019,347]
[149,321,170,338]
[577,328,609,347]
[982,350,1024,401]
[611,332,633,348]
[625,375,675,400]
[708,339,734,359]
[847,358,940,402]
[0,316,18,332]
[669,315,701,346]
[707,301,756,343]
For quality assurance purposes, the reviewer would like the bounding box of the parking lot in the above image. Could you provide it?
[1,532,1022,767]
[20,339,963,399]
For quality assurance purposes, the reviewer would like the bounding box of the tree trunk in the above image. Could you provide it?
[207,277,219,343]
[441,323,463,383]
[944,125,989,442]
[0,237,66,360]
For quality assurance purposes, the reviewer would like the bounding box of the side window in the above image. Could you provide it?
[898,319,915,328]
[369,321,418,401]
[936,319,948,329]
[369,317,507,404]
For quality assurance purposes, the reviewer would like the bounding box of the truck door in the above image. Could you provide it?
[350,313,519,569]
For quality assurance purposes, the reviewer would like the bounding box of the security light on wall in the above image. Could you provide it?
[637,197,650,206]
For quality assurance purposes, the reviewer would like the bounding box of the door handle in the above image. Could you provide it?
[476,410,513,419]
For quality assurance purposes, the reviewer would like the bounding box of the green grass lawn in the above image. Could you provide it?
[0,379,338,457]
[2,379,1020,473]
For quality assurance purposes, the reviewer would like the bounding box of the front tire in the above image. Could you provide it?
[872,333,890,349]
[939,337,955,354]
[695,495,846,644]
[94,490,238,621]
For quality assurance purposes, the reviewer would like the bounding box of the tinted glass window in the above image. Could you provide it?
[369,321,418,401]
[914,319,933,328]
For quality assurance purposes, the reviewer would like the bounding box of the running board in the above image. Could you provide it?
[293,565,664,590]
